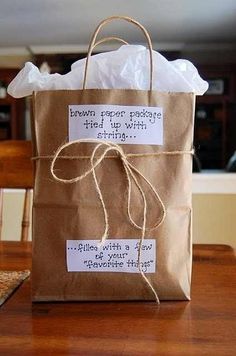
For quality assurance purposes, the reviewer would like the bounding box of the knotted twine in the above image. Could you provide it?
[33,138,194,303]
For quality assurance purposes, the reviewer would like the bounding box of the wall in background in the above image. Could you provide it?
[192,194,236,247]
[2,191,32,241]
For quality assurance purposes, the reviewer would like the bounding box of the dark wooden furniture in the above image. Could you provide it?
[0,242,235,355]
[0,141,34,241]
[195,64,236,169]
[0,69,25,140]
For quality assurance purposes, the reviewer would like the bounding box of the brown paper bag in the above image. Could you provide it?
[31,16,195,302]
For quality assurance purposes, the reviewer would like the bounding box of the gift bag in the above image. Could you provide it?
[31,16,195,302]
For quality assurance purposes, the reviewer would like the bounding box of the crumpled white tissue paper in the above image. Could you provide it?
[7,45,208,98]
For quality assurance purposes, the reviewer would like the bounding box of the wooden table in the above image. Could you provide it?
[0,242,235,355]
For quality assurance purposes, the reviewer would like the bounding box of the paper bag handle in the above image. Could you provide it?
[92,36,129,51]
[82,16,153,91]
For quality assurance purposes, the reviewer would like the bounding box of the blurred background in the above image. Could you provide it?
[0,0,236,246]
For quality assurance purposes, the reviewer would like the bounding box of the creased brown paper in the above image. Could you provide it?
[31,89,195,301]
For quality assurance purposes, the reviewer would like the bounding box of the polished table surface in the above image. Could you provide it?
[0,242,235,356]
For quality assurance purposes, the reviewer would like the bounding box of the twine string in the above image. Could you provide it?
[35,138,194,303]
[88,141,161,302]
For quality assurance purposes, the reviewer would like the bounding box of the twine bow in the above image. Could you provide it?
[50,139,167,303]
[33,139,193,303]
[51,139,166,303]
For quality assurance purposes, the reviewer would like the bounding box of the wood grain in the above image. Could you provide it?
[0,140,33,189]
[0,242,235,355]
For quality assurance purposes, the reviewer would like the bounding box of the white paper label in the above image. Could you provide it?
[69,104,163,145]
[66,239,156,273]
